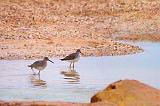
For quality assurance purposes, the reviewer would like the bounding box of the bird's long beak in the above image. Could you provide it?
[80,51,84,55]
[48,59,54,64]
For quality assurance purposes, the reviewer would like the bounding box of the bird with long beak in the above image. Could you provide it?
[28,57,54,75]
[60,49,83,68]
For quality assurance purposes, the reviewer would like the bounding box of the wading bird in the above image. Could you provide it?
[60,49,82,68]
[28,57,54,75]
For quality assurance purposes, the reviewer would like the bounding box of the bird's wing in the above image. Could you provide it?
[31,60,44,67]
[61,53,76,60]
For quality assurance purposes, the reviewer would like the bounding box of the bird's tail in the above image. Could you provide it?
[60,58,64,61]
[28,65,32,67]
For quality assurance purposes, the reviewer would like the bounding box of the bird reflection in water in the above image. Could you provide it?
[60,67,80,84]
[29,74,47,88]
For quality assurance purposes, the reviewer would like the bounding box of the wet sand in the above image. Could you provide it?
[116,34,160,42]
[0,38,142,60]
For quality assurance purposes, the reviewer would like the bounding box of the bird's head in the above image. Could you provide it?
[44,57,54,64]
[76,49,81,53]
[76,49,84,55]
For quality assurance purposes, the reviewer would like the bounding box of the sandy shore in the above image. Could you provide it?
[116,34,160,42]
[0,0,160,59]
[0,37,142,60]
[0,1,159,106]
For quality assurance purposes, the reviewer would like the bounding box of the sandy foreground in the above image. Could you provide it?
[2,0,160,59]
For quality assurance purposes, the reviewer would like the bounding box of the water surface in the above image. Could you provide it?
[0,42,159,103]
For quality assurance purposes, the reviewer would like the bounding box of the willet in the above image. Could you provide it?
[60,49,82,68]
[28,57,54,75]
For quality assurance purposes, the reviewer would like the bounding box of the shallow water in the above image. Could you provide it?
[0,42,160,103]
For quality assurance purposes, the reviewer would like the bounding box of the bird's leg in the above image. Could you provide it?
[70,62,72,68]
[38,70,40,75]
[73,62,74,69]
[38,74,40,80]
[31,68,36,75]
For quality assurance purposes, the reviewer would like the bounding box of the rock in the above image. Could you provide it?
[91,80,160,106]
